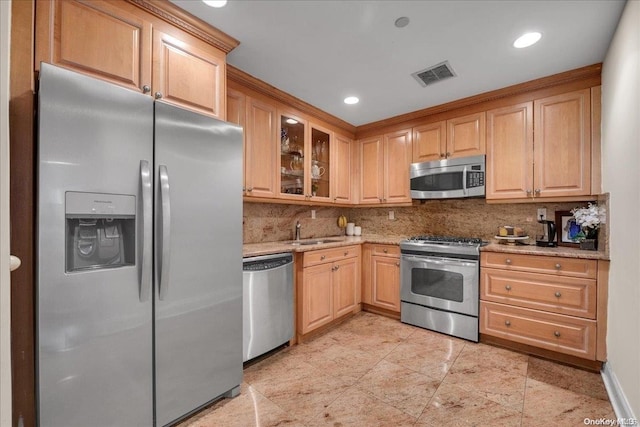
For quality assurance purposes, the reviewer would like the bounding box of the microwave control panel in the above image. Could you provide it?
[466,165,485,188]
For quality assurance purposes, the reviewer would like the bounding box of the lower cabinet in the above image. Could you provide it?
[480,252,608,362]
[362,244,401,314]
[297,245,361,336]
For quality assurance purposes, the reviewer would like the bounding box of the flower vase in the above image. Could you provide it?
[579,228,598,251]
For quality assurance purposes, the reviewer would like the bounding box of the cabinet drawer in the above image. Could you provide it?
[481,252,597,279]
[370,244,400,257]
[480,301,596,360]
[303,245,360,267]
[481,268,596,319]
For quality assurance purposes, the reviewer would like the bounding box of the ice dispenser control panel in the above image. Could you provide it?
[65,192,136,272]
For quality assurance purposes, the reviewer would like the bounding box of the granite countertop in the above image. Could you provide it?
[481,241,609,260]
[243,234,609,260]
[243,234,407,257]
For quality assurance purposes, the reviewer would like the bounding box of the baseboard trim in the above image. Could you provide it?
[601,361,638,421]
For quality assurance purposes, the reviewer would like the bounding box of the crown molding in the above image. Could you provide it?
[127,0,239,53]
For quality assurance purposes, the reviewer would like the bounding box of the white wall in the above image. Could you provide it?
[0,0,12,425]
[602,0,640,418]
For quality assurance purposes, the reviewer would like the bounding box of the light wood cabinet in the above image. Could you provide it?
[359,130,412,205]
[152,27,225,118]
[332,133,353,204]
[362,244,401,314]
[412,112,485,163]
[298,246,361,336]
[36,0,229,119]
[486,89,591,200]
[480,252,608,361]
[244,96,278,198]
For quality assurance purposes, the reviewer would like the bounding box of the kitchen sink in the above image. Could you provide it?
[290,239,342,246]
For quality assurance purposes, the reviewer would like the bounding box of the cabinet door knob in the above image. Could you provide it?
[554,291,562,298]
[555,263,561,270]
[554,331,561,337]
[142,85,151,94]
[320,255,326,260]
[155,92,163,99]
[396,262,400,267]
[334,197,337,202]
[505,285,512,291]
[526,189,532,196]
[446,152,451,158]
[247,187,253,192]
[505,258,512,265]
[335,265,340,270]
[534,188,541,195]
[344,252,348,256]
[440,153,446,158]
[379,198,383,202]
[383,249,388,253]
[505,320,511,327]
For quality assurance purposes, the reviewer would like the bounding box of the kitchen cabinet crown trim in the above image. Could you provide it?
[127,0,239,53]
[228,65,357,135]
[356,63,601,137]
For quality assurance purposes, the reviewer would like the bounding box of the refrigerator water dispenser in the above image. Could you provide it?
[65,191,136,272]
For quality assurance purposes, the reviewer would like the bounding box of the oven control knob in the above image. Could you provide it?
[505,320,511,327]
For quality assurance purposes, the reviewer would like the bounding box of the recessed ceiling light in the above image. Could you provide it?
[202,0,227,8]
[513,32,542,48]
[395,17,410,28]
[285,118,298,124]
[344,96,359,105]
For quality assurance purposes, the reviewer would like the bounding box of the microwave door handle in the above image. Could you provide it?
[139,160,152,302]
[157,165,172,301]
[462,166,468,196]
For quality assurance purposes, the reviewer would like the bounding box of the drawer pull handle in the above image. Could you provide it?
[505,258,512,265]
[554,291,562,298]
[554,331,561,337]
[505,285,512,291]
[344,252,348,256]
[383,249,388,253]
[555,263,561,270]
[320,255,326,260]
[505,320,511,327]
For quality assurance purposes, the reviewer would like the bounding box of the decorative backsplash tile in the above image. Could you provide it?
[243,196,608,252]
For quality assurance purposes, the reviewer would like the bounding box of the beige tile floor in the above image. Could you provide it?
[179,312,615,427]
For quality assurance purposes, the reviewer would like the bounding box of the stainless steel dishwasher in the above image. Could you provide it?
[242,253,294,362]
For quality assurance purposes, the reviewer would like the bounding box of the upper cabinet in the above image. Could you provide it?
[359,129,412,205]
[244,97,278,199]
[36,0,232,119]
[412,112,485,163]
[486,89,591,201]
[332,133,353,204]
[279,112,309,200]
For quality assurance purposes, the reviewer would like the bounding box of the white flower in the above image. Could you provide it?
[571,203,605,230]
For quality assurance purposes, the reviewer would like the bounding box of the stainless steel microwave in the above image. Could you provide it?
[410,155,485,199]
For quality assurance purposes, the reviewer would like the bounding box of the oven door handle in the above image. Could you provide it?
[402,255,477,268]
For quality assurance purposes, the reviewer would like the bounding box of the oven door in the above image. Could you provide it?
[400,254,479,316]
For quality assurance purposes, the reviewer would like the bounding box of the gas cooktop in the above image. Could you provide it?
[405,235,484,245]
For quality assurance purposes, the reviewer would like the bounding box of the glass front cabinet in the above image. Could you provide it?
[279,112,332,202]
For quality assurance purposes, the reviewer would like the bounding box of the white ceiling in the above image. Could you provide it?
[171,0,626,127]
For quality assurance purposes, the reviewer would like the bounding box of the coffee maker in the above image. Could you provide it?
[536,219,557,247]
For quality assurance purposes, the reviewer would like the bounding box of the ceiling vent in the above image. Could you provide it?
[411,61,456,87]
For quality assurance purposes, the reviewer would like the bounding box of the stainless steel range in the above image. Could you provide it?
[400,235,483,342]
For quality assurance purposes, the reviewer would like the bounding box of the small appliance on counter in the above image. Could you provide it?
[536,219,557,247]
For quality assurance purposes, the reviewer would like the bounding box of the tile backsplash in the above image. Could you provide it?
[243,197,608,248]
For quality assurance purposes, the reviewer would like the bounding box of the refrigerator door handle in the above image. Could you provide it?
[139,160,152,302]
[158,165,172,300]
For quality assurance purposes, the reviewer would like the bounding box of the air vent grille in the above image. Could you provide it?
[412,61,456,87]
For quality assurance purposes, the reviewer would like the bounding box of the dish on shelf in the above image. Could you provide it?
[282,169,303,177]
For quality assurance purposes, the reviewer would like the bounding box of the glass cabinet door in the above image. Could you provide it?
[280,115,306,198]
[311,126,331,200]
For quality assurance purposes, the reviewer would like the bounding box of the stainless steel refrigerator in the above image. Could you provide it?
[36,63,243,427]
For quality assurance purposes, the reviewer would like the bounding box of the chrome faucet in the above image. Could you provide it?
[295,220,301,241]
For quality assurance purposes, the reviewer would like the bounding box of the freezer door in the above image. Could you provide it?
[37,64,154,426]
[154,102,243,426]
